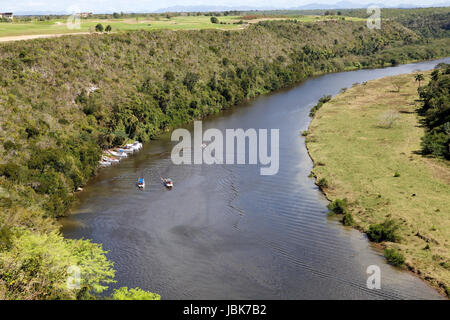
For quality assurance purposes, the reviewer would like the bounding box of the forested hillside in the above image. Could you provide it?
[0,19,449,299]
[342,7,450,38]
[419,63,450,159]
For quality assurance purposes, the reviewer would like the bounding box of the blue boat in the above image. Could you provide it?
[137,178,145,188]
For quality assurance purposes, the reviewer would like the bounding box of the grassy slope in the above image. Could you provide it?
[307,71,450,295]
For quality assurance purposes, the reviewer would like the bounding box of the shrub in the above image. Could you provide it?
[3,141,15,151]
[164,70,175,82]
[309,95,332,117]
[210,17,219,24]
[367,219,400,243]
[394,171,400,177]
[377,110,400,128]
[327,198,348,215]
[342,212,354,226]
[384,248,405,266]
[95,24,104,32]
[421,131,448,158]
[317,177,329,188]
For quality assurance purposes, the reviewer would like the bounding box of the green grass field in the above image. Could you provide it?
[0,15,365,38]
[307,72,450,296]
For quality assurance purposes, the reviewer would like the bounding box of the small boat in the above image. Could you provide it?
[99,160,112,167]
[109,150,128,158]
[103,156,120,164]
[137,178,145,189]
[162,178,173,188]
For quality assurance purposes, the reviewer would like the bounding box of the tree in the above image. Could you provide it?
[105,25,112,32]
[0,231,115,300]
[164,70,175,82]
[415,73,424,87]
[210,17,219,24]
[95,24,104,32]
[113,12,120,19]
[183,72,200,91]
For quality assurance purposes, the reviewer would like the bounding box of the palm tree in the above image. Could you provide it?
[415,73,424,87]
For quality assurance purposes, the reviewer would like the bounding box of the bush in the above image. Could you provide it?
[95,24,104,32]
[377,110,400,128]
[317,177,328,188]
[342,212,354,226]
[327,198,348,215]
[384,248,405,266]
[210,17,219,24]
[309,95,332,117]
[421,131,448,158]
[367,219,400,243]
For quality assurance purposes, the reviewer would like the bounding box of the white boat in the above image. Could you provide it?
[121,147,135,153]
[162,178,173,188]
[109,150,128,158]
[137,178,145,188]
[99,160,112,167]
[103,156,120,163]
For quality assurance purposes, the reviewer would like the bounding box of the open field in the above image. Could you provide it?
[0,15,365,40]
[307,71,450,295]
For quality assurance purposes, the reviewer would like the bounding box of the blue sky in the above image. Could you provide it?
[3,0,449,13]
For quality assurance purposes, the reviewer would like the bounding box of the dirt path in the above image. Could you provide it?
[0,32,91,43]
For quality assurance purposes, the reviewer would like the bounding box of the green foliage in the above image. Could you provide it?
[0,230,115,300]
[105,25,112,32]
[327,198,348,215]
[309,95,332,117]
[183,72,200,92]
[342,212,354,226]
[341,7,450,39]
[418,64,450,160]
[384,248,405,266]
[95,23,104,32]
[111,287,161,300]
[367,219,401,243]
[317,177,328,188]
[210,17,219,24]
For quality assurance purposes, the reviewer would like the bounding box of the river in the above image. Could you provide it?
[61,58,449,299]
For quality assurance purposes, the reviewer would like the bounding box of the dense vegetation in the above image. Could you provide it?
[418,63,450,159]
[337,7,450,39]
[0,19,449,299]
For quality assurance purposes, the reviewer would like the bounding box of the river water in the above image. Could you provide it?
[62,58,449,299]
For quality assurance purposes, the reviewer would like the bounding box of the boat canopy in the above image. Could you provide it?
[138,178,144,184]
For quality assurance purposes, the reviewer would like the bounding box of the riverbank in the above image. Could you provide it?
[306,71,450,297]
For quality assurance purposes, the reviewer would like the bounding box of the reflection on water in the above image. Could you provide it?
[62,58,449,299]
